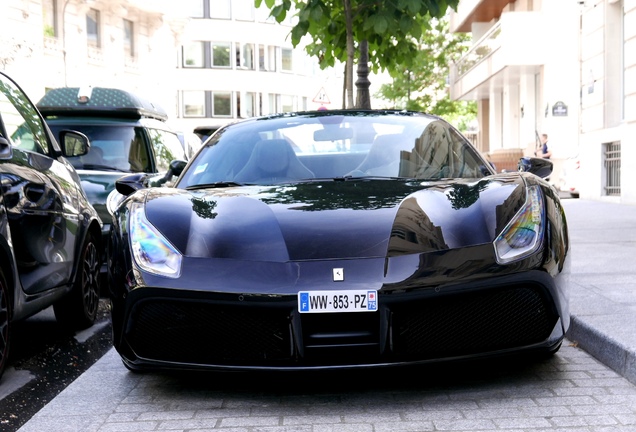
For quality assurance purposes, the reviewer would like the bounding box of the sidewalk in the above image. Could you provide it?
[561,198,636,384]
[15,198,636,431]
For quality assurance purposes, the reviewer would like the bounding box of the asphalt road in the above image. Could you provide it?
[0,298,113,432]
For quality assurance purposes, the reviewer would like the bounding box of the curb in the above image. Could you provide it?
[568,314,636,385]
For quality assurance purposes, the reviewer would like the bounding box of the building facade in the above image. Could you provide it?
[578,0,635,203]
[450,0,635,204]
[1,0,342,135]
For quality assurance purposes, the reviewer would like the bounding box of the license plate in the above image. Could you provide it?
[298,290,378,313]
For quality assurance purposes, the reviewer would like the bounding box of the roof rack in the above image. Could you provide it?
[36,87,168,121]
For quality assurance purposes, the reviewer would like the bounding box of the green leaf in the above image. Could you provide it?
[310,4,323,21]
[374,15,388,34]
[406,0,420,14]
[298,6,310,21]
[291,26,305,46]
[271,5,287,22]
[399,16,412,33]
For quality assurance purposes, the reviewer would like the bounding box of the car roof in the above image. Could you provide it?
[37,87,168,121]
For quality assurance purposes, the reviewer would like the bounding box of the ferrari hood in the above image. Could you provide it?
[142,176,526,262]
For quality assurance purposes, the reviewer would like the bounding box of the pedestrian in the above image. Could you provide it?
[536,133,552,159]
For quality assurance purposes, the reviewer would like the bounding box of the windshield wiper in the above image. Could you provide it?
[186,181,243,190]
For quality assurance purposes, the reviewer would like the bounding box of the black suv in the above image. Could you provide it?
[0,72,103,380]
[36,87,187,266]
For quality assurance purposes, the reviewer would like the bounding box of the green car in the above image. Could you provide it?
[37,87,187,269]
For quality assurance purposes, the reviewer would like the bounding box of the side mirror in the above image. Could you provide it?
[60,130,91,157]
[518,157,553,179]
[115,173,149,197]
[154,159,188,187]
[169,159,187,177]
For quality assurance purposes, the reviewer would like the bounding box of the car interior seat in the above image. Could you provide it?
[351,134,415,177]
[233,139,314,183]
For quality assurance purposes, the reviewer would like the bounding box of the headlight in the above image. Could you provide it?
[129,202,182,278]
[493,185,544,264]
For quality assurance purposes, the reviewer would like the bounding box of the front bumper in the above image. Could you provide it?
[113,272,566,372]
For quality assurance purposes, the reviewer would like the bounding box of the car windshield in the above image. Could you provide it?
[177,111,490,188]
[48,124,151,172]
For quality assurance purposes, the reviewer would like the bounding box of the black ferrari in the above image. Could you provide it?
[106,110,570,372]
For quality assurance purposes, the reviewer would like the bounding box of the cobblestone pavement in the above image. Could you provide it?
[16,343,636,432]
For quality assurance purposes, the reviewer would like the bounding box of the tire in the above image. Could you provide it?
[0,267,10,381]
[54,232,100,330]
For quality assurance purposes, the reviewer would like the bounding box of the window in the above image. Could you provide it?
[183,41,205,67]
[185,0,231,18]
[238,92,256,117]
[0,75,49,155]
[123,19,134,58]
[211,0,231,18]
[256,2,275,22]
[185,0,204,18]
[148,129,187,173]
[604,142,621,196]
[181,91,233,118]
[281,48,293,72]
[211,42,231,67]
[213,92,232,117]
[268,94,277,114]
[233,0,254,20]
[42,0,57,38]
[281,94,294,112]
[259,45,276,71]
[268,46,277,71]
[183,91,206,117]
[86,8,101,48]
[236,43,255,69]
[129,128,151,172]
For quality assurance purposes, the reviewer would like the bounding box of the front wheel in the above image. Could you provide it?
[54,232,100,329]
[0,267,10,381]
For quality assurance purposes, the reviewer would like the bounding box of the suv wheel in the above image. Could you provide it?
[54,232,100,329]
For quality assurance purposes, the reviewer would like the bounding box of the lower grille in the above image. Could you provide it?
[391,285,557,359]
[124,285,558,368]
[127,300,292,365]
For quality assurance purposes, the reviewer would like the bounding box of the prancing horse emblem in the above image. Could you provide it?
[333,268,344,281]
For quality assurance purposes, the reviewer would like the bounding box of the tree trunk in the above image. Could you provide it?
[343,0,355,108]
[342,64,347,109]
[355,39,371,109]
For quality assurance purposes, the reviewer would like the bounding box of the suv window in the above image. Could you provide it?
[0,76,49,155]
[48,124,152,172]
[148,128,186,172]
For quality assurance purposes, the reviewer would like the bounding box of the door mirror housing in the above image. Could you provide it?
[60,130,91,157]
[518,157,553,179]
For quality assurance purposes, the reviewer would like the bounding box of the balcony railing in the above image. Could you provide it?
[43,36,62,54]
[455,22,502,78]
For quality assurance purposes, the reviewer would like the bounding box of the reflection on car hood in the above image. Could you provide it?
[142,176,526,261]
